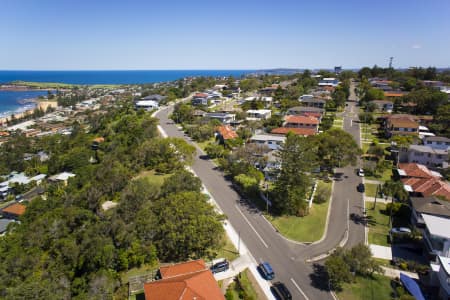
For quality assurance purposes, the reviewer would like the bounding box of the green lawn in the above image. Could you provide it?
[196,138,216,153]
[133,170,171,187]
[267,181,332,243]
[366,167,393,182]
[365,202,390,246]
[215,233,239,261]
[365,183,381,198]
[225,269,259,300]
[338,274,394,300]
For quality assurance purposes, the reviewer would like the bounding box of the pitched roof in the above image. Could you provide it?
[397,163,441,179]
[385,91,407,97]
[388,117,419,129]
[216,125,238,140]
[194,93,208,98]
[144,260,224,300]
[422,214,450,238]
[410,197,450,218]
[402,177,450,200]
[284,115,319,125]
[2,203,26,216]
[160,260,207,279]
[271,127,317,136]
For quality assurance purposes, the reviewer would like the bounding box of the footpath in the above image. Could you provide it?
[153,106,274,300]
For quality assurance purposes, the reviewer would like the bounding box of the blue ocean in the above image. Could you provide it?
[0,70,251,85]
[0,90,49,118]
[0,70,252,117]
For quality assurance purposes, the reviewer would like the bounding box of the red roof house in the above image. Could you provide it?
[144,260,224,300]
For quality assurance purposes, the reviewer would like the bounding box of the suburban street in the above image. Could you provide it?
[154,85,365,299]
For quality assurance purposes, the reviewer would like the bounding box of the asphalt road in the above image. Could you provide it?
[154,86,365,299]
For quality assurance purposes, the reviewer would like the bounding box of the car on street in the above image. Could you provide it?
[271,281,292,300]
[357,183,365,193]
[357,168,365,177]
[390,227,411,235]
[258,262,275,280]
[210,260,229,274]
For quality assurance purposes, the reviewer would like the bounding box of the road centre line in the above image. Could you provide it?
[235,204,269,248]
[290,278,310,300]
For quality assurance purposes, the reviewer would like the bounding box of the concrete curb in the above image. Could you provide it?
[310,181,335,246]
[154,104,276,300]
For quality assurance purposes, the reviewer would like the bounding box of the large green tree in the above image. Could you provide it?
[273,134,317,216]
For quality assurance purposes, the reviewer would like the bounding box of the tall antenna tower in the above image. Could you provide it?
[389,57,394,69]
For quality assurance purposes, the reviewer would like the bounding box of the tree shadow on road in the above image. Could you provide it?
[309,263,330,292]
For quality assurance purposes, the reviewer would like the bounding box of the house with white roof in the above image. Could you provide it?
[422,214,450,259]
[246,109,272,121]
[318,78,339,87]
[424,136,450,151]
[48,172,76,186]
[404,145,448,168]
[135,100,159,111]
[436,256,450,299]
[250,134,285,151]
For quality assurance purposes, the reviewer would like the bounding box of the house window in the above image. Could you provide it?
[426,141,432,144]
[437,141,442,145]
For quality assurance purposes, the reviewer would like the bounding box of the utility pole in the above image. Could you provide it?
[238,230,241,254]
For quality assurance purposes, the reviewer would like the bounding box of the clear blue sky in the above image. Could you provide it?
[1,0,449,70]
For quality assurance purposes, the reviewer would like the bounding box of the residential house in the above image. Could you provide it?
[1,203,26,220]
[48,172,76,186]
[215,125,238,143]
[283,115,319,132]
[259,84,280,96]
[384,115,419,137]
[372,100,394,113]
[424,136,450,151]
[435,256,450,299]
[299,94,314,100]
[369,79,393,91]
[397,163,450,200]
[0,219,14,235]
[271,127,317,136]
[299,97,326,108]
[191,93,209,106]
[205,112,236,124]
[141,94,167,103]
[318,78,339,87]
[403,145,448,168]
[384,91,408,99]
[287,106,325,117]
[409,196,450,228]
[143,259,224,300]
[422,214,450,259]
[250,134,285,151]
[246,109,272,121]
[135,100,159,111]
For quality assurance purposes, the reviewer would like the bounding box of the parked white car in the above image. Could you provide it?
[357,168,365,177]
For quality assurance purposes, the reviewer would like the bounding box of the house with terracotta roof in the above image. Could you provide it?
[192,93,209,106]
[397,163,450,200]
[384,91,408,99]
[283,115,319,132]
[144,259,224,300]
[271,127,317,136]
[1,203,26,220]
[384,115,419,137]
[215,125,238,143]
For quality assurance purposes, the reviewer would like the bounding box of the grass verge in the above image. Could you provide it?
[225,269,259,300]
[267,181,332,243]
[337,274,394,300]
[215,233,239,261]
[365,202,390,246]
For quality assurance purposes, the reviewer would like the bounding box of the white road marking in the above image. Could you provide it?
[290,278,309,300]
[235,205,269,248]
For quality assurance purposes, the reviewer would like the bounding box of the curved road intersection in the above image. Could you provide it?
[154,86,364,299]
